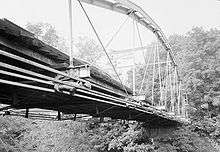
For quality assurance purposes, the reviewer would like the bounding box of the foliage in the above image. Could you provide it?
[75,36,102,64]
[26,23,104,66]
[170,27,220,108]
[26,22,69,54]
[83,118,220,152]
[1,115,220,152]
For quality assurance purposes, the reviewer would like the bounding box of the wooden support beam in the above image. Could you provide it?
[25,108,29,118]
[57,110,61,120]
[100,116,104,122]
[73,113,77,121]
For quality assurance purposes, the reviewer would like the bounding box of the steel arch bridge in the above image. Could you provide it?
[0,0,189,126]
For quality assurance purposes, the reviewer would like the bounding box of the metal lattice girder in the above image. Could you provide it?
[79,0,177,66]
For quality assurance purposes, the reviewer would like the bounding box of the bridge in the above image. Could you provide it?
[0,0,189,127]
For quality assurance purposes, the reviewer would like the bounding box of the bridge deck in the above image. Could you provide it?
[0,82,182,127]
[0,19,188,127]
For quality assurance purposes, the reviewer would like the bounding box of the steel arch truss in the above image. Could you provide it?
[79,0,176,65]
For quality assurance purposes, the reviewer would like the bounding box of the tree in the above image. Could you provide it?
[167,27,220,116]
[26,22,69,54]
[74,36,102,64]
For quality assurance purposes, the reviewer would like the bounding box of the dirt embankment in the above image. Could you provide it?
[0,116,220,152]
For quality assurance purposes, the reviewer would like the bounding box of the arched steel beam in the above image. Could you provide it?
[79,0,177,66]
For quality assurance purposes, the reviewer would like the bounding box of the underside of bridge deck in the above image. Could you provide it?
[0,83,179,127]
[0,19,188,127]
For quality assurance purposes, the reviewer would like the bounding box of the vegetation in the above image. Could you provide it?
[0,116,220,151]
[26,22,69,54]
[169,27,220,113]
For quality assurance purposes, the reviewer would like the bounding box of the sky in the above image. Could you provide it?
[0,0,219,48]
